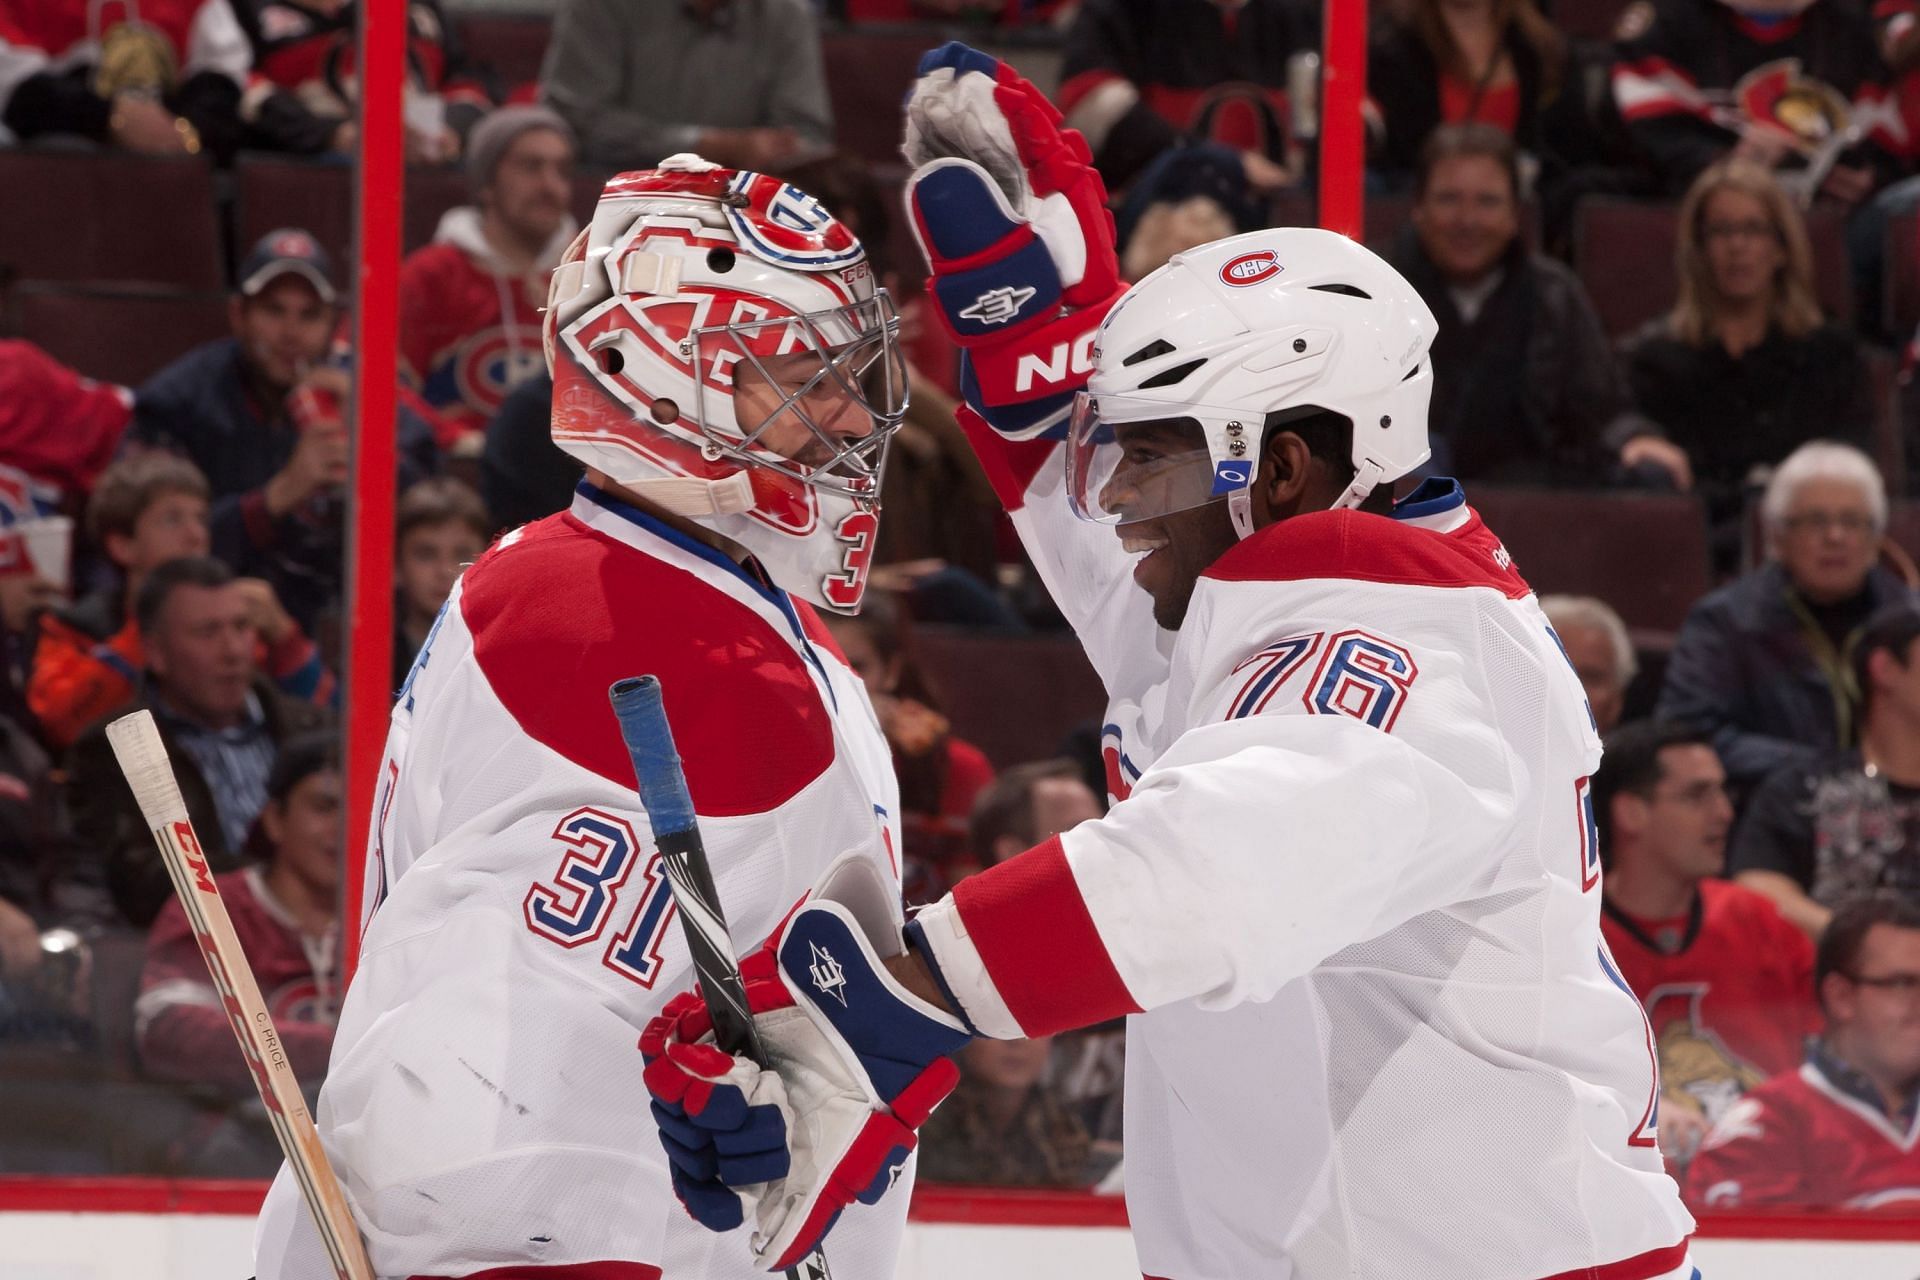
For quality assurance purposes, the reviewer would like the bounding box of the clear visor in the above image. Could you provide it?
[1066,392,1249,527]
[689,292,910,499]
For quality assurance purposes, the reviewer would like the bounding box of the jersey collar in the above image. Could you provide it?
[1391,477,1471,533]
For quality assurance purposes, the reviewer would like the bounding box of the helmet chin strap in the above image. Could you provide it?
[621,472,757,519]
[1332,459,1388,513]
[1227,487,1256,541]
[1227,456,1389,539]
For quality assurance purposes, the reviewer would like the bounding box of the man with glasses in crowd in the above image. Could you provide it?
[1658,441,1914,791]
[1687,893,1920,1210]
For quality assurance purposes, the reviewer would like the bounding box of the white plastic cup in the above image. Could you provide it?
[19,516,72,592]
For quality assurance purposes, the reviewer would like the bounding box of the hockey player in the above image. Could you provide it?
[254,156,917,1277]
[637,46,1701,1279]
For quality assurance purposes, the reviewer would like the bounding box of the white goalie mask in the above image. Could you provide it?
[1066,228,1437,538]
[544,156,909,613]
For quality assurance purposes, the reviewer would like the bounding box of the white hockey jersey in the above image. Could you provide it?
[909,432,1699,1280]
[256,483,910,1279]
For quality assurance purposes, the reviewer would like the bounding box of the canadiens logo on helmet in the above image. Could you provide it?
[1221,251,1282,287]
[724,172,864,269]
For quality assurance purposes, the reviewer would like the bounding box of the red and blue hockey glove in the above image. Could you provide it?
[639,857,971,1271]
[903,41,1126,440]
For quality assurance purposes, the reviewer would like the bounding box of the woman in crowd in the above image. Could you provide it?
[1368,0,1572,183]
[1616,161,1874,567]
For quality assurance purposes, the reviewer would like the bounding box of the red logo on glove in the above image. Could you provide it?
[1221,251,1281,287]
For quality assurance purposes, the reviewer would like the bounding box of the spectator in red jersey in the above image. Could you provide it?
[230,0,497,163]
[1056,0,1312,193]
[1391,124,1623,484]
[28,454,333,752]
[0,0,344,159]
[1367,0,1576,184]
[1687,892,1920,1210]
[400,107,578,453]
[1732,604,1920,938]
[392,478,488,691]
[0,342,132,519]
[1594,721,1818,1171]
[1610,0,1906,201]
[1541,595,1637,733]
[64,558,328,928]
[134,732,341,1173]
[823,593,995,848]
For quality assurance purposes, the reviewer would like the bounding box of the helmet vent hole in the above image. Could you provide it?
[707,248,737,273]
[1311,283,1372,300]
[1139,359,1205,390]
[1122,339,1176,367]
[651,399,680,425]
[600,347,625,376]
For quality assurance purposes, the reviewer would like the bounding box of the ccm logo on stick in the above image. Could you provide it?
[1221,251,1281,287]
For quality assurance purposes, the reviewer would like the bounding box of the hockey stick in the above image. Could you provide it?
[609,675,832,1280]
[105,710,374,1280]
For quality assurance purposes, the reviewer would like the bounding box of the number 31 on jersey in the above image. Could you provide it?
[522,807,678,988]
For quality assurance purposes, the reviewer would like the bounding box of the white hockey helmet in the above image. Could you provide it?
[1066,227,1436,538]
[543,155,908,613]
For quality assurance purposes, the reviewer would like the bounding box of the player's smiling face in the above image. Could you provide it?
[1106,418,1239,631]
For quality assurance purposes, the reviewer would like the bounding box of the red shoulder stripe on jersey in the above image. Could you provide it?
[1536,1240,1690,1280]
[954,404,1059,512]
[459,512,835,817]
[1203,508,1530,599]
[409,1263,663,1279]
[950,835,1142,1036]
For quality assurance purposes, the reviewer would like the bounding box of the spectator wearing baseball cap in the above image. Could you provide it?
[129,229,440,634]
[399,107,579,452]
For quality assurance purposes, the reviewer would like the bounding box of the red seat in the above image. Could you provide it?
[1887,211,1918,341]
[455,13,552,95]
[233,155,353,289]
[1554,0,1637,41]
[402,166,473,253]
[0,150,222,290]
[823,30,936,168]
[913,627,1107,771]
[1470,486,1713,635]
[1574,197,1852,337]
[1867,345,1907,498]
[1885,501,1920,562]
[8,284,231,388]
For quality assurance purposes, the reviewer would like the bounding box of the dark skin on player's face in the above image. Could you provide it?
[1111,420,1346,630]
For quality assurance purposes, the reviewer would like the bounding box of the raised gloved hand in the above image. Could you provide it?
[640,856,971,1271]
[903,41,1126,440]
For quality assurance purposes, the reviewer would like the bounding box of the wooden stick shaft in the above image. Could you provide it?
[108,711,374,1280]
